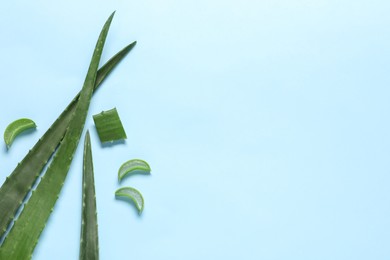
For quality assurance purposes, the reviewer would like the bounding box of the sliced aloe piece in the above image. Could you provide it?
[0,41,136,240]
[80,131,99,260]
[115,187,144,214]
[4,118,36,148]
[0,13,114,259]
[93,107,127,143]
[118,159,151,182]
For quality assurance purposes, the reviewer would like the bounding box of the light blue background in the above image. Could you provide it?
[0,1,390,259]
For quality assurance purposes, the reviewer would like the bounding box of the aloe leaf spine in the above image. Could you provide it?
[80,131,99,260]
[0,41,136,241]
[0,12,114,259]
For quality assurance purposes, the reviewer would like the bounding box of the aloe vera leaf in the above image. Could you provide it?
[80,131,99,260]
[118,159,151,182]
[0,41,136,240]
[115,187,144,214]
[3,118,37,149]
[93,107,127,143]
[0,12,114,259]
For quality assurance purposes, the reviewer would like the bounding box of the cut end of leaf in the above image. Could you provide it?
[115,187,144,214]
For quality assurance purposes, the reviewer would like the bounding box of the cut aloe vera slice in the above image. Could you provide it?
[118,159,151,182]
[115,187,144,214]
[4,118,36,148]
[93,107,127,143]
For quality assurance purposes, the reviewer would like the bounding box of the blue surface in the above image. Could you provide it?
[1,1,390,259]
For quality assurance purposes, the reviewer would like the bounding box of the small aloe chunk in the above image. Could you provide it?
[118,159,151,182]
[4,118,36,148]
[80,131,99,260]
[115,187,144,214]
[93,108,127,143]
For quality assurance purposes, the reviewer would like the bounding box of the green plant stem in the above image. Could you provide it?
[0,41,136,241]
[0,12,114,259]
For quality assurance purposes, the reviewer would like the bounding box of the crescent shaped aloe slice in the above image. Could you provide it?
[0,41,136,240]
[118,159,151,182]
[115,187,144,214]
[80,131,99,260]
[0,12,114,259]
[4,118,36,148]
